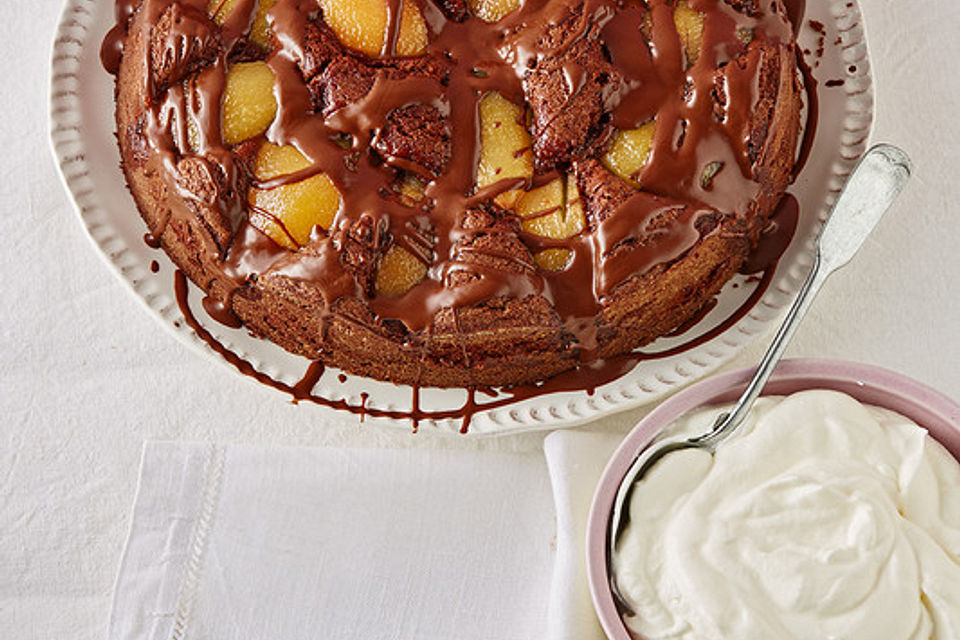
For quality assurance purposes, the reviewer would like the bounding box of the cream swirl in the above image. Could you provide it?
[614,390,960,640]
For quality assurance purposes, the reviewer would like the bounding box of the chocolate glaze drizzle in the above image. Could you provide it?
[108,0,811,429]
[175,239,781,433]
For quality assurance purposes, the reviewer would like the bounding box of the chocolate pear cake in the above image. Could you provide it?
[104,0,805,388]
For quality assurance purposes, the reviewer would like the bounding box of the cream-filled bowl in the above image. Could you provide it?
[586,358,960,640]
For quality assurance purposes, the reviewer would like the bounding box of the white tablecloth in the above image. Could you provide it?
[2,1,959,638]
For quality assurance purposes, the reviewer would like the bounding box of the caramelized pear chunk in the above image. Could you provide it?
[514,175,585,240]
[208,0,277,49]
[397,173,426,204]
[319,0,428,57]
[249,143,340,249]
[222,61,278,145]
[375,245,427,296]
[601,121,656,188]
[468,0,520,23]
[477,92,534,209]
[674,1,705,67]
[514,174,583,271]
[533,248,572,271]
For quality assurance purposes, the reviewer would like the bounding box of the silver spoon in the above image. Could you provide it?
[608,144,913,584]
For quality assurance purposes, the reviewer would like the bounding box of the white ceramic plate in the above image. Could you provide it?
[50,0,874,435]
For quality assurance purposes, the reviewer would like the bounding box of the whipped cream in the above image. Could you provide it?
[613,390,960,640]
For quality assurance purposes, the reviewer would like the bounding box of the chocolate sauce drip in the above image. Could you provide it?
[100,0,141,74]
[174,235,782,431]
[792,48,817,181]
[202,293,244,327]
[783,0,805,36]
[739,192,797,274]
[107,0,810,399]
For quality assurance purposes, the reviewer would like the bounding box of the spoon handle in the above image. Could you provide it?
[698,144,913,446]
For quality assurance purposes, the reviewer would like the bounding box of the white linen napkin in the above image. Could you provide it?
[543,431,622,640]
[109,436,621,640]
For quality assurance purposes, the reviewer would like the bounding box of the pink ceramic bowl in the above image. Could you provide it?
[585,358,960,640]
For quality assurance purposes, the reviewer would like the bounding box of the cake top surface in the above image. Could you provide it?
[105,0,801,363]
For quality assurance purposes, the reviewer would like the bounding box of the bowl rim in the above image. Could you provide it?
[585,357,960,640]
